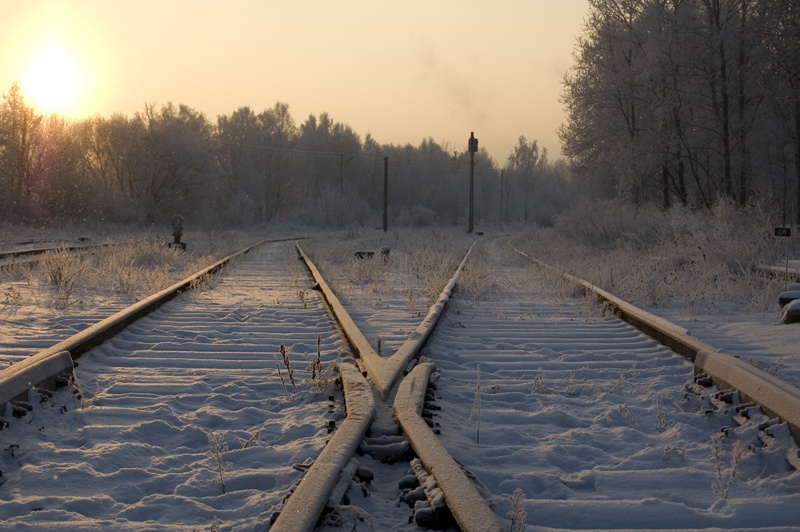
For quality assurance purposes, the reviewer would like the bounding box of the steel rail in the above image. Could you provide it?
[0,238,281,411]
[0,240,149,273]
[295,241,475,400]
[0,241,127,261]
[758,263,800,281]
[510,243,800,449]
[273,240,504,532]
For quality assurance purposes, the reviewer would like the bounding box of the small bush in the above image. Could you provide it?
[36,247,84,309]
[518,198,781,314]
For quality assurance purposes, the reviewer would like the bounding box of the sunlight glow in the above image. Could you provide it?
[23,43,83,115]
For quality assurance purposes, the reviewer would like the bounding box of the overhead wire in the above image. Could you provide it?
[218,139,467,171]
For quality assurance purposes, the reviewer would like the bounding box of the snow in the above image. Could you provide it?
[1,229,800,530]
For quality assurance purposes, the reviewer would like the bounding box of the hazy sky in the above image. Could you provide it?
[0,1,589,162]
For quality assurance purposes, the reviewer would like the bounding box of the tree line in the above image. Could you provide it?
[0,82,573,229]
[561,0,800,223]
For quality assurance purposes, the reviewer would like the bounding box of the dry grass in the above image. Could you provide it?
[512,198,785,316]
[306,228,470,310]
[0,233,253,310]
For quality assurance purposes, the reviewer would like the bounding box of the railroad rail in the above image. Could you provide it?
[0,239,268,409]
[0,237,499,530]
[1,235,799,530]
[271,241,504,531]
[511,243,800,453]
[0,239,143,273]
[0,240,114,261]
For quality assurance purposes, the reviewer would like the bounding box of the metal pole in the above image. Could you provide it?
[383,157,389,233]
[468,132,477,234]
[500,169,506,224]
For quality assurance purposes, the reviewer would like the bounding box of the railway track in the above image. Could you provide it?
[0,240,349,529]
[1,234,799,530]
[0,238,145,276]
[0,239,115,261]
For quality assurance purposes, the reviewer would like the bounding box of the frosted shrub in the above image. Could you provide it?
[522,198,781,314]
[96,240,220,299]
[404,246,460,304]
[711,434,753,499]
[281,344,297,394]
[347,253,385,286]
[36,247,84,309]
[457,245,501,312]
[553,197,665,250]
[507,488,527,532]
[207,431,231,494]
[305,336,339,391]
[306,228,470,312]
[0,232,250,318]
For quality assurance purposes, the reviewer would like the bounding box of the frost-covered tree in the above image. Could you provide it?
[506,135,547,222]
[216,103,301,223]
[561,0,651,203]
[137,103,214,224]
[561,0,795,213]
[0,83,42,220]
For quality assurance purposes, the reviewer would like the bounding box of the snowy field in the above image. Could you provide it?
[428,240,800,530]
[0,226,799,530]
[0,240,346,530]
[308,232,800,531]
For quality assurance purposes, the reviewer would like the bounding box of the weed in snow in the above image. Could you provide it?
[317,505,375,530]
[207,431,231,494]
[531,373,553,395]
[308,336,322,383]
[507,488,527,532]
[206,516,223,532]
[37,247,83,309]
[281,344,297,393]
[711,433,753,499]
[618,404,638,427]
[662,445,686,462]
[236,430,260,449]
[297,288,308,308]
[274,353,288,395]
[656,411,670,433]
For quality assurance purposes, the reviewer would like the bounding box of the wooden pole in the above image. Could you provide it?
[383,157,389,232]
[468,132,477,234]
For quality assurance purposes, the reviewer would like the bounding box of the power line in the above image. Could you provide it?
[218,139,465,171]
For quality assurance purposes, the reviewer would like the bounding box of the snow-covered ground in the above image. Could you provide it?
[1,228,799,530]
[1,241,347,530]
[309,233,800,530]
[425,239,800,530]
[652,308,800,389]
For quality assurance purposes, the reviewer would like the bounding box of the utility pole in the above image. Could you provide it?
[500,169,507,224]
[339,154,352,196]
[468,132,478,233]
[383,157,389,232]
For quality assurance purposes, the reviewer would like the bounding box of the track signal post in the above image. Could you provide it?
[468,132,478,234]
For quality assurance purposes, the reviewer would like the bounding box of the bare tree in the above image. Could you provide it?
[0,83,42,220]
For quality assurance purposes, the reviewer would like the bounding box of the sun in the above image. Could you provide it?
[22,43,83,115]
